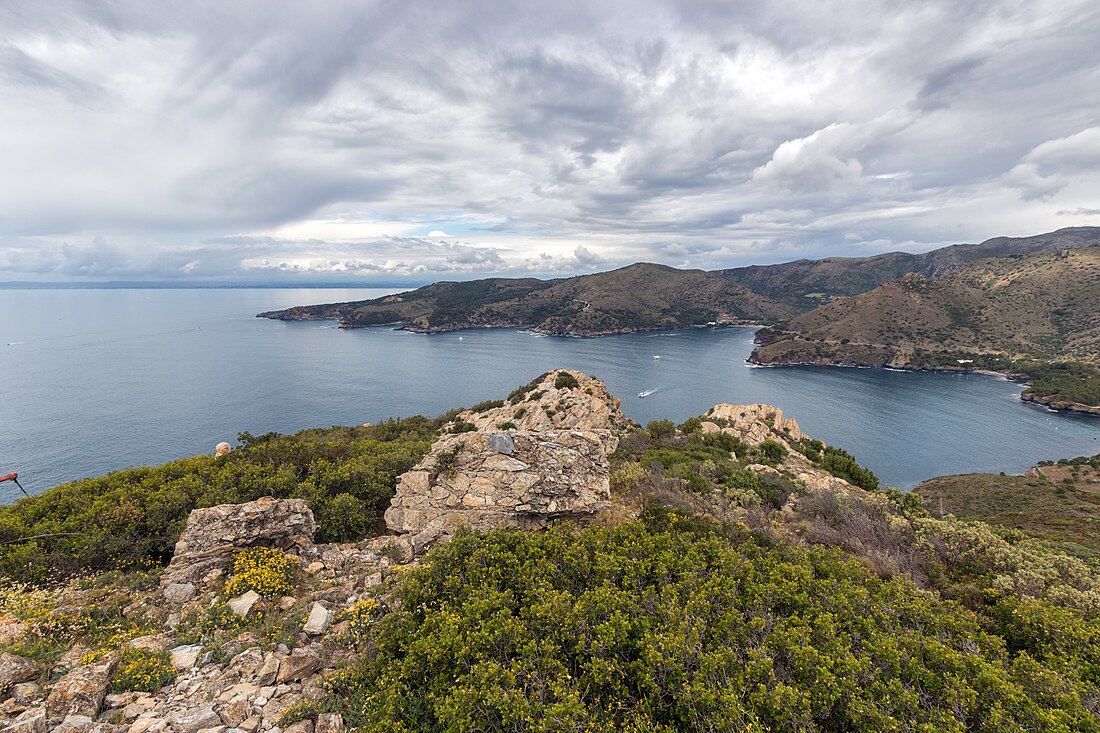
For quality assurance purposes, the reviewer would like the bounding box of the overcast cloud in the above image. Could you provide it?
[2,0,1099,282]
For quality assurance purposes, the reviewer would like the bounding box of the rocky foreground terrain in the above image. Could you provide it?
[0,371,881,733]
[1,370,1098,732]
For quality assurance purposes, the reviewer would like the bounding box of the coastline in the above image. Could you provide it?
[746,355,1100,417]
[261,313,765,337]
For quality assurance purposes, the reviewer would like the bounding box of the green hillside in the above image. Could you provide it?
[751,247,1100,408]
[261,263,799,334]
[916,453,1100,561]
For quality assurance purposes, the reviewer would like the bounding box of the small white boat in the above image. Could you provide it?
[638,389,656,398]
[653,355,661,360]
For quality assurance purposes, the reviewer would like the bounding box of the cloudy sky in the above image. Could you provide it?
[2,0,1099,283]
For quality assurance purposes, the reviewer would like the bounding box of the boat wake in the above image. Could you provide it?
[637,388,658,398]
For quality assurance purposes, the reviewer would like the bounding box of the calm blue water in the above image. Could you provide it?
[1,288,1097,499]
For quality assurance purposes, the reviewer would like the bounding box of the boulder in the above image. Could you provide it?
[46,660,115,722]
[169,705,221,733]
[226,592,260,619]
[315,714,343,733]
[301,604,331,635]
[162,498,316,586]
[276,650,321,684]
[0,654,38,699]
[50,715,94,733]
[168,645,203,670]
[2,708,45,733]
[163,584,197,605]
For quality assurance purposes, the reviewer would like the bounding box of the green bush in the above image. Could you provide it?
[109,647,177,693]
[819,445,879,490]
[553,371,580,389]
[0,419,437,583]
[318,513,1100,731]
[223,547,298,598]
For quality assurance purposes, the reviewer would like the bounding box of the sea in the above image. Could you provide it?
[2,287,1098,501]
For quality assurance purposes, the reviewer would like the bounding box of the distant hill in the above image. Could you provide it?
[721,226,1100,308]
[260,227,1100,335]
[750,246,1100,409]
[260,262,800,335]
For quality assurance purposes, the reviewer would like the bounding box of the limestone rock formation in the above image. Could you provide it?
[448,370,633,451]
[162,497,316,586]
[386,371,631,543]
[701,404,805,447]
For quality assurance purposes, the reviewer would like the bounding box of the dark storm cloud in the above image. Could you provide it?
[1,0,1099,281]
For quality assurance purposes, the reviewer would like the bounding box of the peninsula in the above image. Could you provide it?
[259,226,1100,336]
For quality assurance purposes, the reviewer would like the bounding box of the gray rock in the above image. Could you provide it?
[170,705,221,733]
[51,715,94,733]
[163,584,197,604]
[227,591,260,619]
[315,714,343,733]
[162,498,316,586]
[168,645,203,670]
[386,430,613,540]
[301,604,331,636]
[485,434,514,455]
[254,655,281,687]
[46,660,115,722]
[276,650,321,684]
[0,653,39,698]
[216,698,250,727]
[12,682,41,700]
[2,709,45,733]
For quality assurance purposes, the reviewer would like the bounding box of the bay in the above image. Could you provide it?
[1,287,1097,499]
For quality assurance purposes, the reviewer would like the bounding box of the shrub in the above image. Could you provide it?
[757,439,788,464]
[0,419,437,583]
[223,547,298,598]
[645,419,677,441]
[497,421,517,430]
[109,647,177,693]
[315,514,1100,731]
[553,371,580,389]
[819,445,879,490]
[448,420,476,434]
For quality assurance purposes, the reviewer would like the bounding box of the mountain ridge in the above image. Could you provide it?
[259,226,1100,335]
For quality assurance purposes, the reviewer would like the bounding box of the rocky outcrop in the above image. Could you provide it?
[449,370,633,451]
[700,404,855,494]
[701,404,805,447]
[386,371,631,543]
[162,498,317,586]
